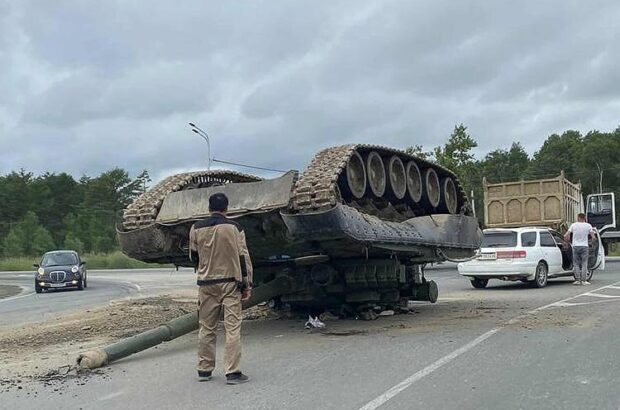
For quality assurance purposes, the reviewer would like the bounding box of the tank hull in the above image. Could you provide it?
[118,144,482,308]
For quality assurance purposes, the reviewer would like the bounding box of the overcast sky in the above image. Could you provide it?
[1,1,619,182]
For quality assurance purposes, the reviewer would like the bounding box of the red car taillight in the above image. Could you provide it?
[496,250,527,259]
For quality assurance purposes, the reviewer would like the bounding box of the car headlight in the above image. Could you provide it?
[37,267,45,276]
[71,266,79,273]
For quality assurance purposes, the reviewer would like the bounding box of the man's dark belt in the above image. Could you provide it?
[197,277,237,286]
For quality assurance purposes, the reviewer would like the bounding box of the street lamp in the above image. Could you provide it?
[188,122,211,170]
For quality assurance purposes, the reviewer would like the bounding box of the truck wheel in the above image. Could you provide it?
[35,281,43,294]
[470,278,489,289]
[532,262,548,288]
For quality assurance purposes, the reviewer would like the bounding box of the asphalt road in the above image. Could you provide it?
[3,262,620,409]
[0,268,196,328]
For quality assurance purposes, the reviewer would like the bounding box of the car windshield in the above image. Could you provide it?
[41,253,78,267]
[481,232,518,248]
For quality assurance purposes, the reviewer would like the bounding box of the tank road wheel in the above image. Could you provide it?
[470,278,489,289]
[423,168,441,209]
[439,177,458,214]
[531,262,548,288]
[385,156,407,200]
[405,161,423,205]
[344,151,367,199]
[366,151,386,197]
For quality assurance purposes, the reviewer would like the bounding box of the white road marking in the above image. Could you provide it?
[533,280,620,311]
[582,292,620,299]
[553,299,620,307]
[358,328,500,410]
[358,279,620,410]
[0,289,35,304]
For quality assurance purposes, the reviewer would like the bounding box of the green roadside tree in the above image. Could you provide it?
[64,232,85,254]
[526,130,583,181]
[3,229,23,256]
[432,124,478,172]
[404,145,431,160]
[482,142,530,183]
[3,211,55,256]
[32,226,55,255]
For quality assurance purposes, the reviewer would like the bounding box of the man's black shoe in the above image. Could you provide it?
[226,372,250,385]
[197,371,212,382]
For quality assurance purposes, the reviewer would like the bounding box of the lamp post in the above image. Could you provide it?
[188,122,211,170]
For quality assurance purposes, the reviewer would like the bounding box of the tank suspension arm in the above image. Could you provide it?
[77,276,294,369]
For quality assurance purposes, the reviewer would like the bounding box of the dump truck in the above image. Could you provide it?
[483,171,582,231]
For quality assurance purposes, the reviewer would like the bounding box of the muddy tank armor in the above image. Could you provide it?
[118,144,482,311]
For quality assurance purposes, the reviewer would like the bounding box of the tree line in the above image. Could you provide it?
[410,125,620,223]
[0,169,151,257]
[2,125,618,257]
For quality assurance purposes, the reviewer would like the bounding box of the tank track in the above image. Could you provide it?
[122,170,261,231]
[291,144,469,214]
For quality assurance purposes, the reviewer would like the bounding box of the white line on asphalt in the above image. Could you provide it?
[358,279,620,410]
[0,289,35,304]
[553,299,620,307]
[358,328,500,410]
[583,292,620,298]
[533,280,620,311]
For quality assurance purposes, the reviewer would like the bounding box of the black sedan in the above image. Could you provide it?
[34,250,88,293]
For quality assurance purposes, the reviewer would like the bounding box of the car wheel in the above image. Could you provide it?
[585,269,593,281]
[83,275,88,288]
[470,278,489,289]
[35,280,42,294]
[77,278,84,290]
[532,262,548,288]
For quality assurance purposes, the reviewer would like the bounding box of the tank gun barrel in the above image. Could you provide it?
[77,276,294,370]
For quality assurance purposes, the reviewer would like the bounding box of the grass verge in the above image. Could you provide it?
[0,251,171,271]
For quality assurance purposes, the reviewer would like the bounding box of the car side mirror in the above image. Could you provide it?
[33,264,39,268]
[80,261,86,266]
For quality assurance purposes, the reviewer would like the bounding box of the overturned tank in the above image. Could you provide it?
[118,144,482,311]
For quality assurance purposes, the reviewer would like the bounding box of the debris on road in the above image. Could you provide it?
[358,310,378,321]
[318,311,340,321]
[304,316,326,329]
[0,294,197,390]
[379,310,395,316]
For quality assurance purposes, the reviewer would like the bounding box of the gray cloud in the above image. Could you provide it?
[1,0,619,182]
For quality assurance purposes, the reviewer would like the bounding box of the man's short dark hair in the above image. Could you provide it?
[209,193,229,212]
[578,213,586,220]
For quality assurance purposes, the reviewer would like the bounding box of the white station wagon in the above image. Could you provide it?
[458,227,605,288]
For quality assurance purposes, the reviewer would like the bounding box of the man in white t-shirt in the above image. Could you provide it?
[564,213,596,285]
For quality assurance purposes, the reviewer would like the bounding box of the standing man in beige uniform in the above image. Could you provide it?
[189,193,253,384]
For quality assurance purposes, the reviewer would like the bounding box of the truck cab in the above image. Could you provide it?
[587,192,618,254]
